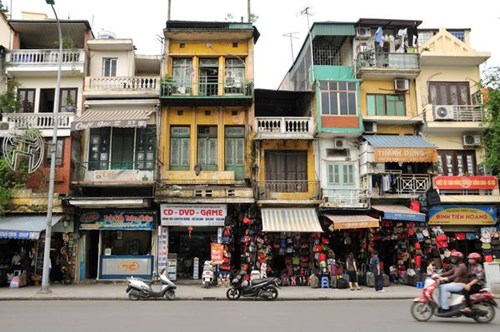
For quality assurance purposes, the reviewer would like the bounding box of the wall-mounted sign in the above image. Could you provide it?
[211,243,224,265]
[79,210,156,230]
[434,176,498,190]
[160,204,227,226]
[99,255,153,279]
[373,148,437,163]
[429,205,497,225]
[0,230,39,240]
[2,128,44,173]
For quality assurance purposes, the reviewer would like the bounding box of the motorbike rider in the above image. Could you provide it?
[437,251,468,313]
[461,252,486,314]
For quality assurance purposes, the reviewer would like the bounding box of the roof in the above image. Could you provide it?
[363,135,435,148]
[165,20,260,43]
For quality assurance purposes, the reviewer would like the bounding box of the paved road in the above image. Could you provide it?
[1,300,498,332]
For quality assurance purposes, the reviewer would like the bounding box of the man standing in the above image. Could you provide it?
[370,251,384,292]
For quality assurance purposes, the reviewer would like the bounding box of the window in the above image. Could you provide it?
[265,151,307,192]
[367,94,406,116]
[225,58,245,94]
[39,89,54,113]
[449,31,465,42]
[197,126,217,171]
[320,81,357,115]
[17,89,35,113]
[199,59,219,96]
[89,128,110,171]
[437,150,476,176]
[224,126,245,180]
[172,58,193,94]
[429,82,470,105]
[170,126,190,170]
[327,164,355,185]
[136,127,156,170]
[60,88,77,112]
[45,138,64,167]
[102,58,117,77]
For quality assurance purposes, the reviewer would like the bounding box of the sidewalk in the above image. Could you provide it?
[0,282,422,301]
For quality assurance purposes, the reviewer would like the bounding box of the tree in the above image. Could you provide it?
[0,79,21,114]
[481,66,500,177]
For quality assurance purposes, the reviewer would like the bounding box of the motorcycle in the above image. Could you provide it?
[202,260,216,288]
[226,271,280,301]
[126,269,177,301]
[411,277,497,323]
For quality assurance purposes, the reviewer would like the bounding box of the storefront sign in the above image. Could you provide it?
[373,148,437,163]
[160,204,227,226]
[79,210,156,230]
[100,255,153,279]
[429,205,497,225]
[434,176,498,190]
[211,243,224,265]
[0,230,39,240]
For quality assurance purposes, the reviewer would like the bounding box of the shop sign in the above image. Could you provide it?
[211,243,224,265]
[429,205,497,225]
[100,256,152,277]
[0,230,39,240]
[373,148,437,163]
[79,210,156,230]
[434,176,498,190]
[160,204,227,226]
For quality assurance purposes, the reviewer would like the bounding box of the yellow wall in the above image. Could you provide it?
[376,124,414,135]
[360,80,418,119]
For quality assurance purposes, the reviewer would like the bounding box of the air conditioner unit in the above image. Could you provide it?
[0,122,10,130]
[394,79,409,91]
[355,27,371,39]
[434,105,455,120]
[333,139,347,149]
[364,122,377,133]
[463,134,481,147]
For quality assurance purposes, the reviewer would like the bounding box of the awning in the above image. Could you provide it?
[71,109,153,130]
[68,198,150,208]
[373,205,426,222]
[261,208,322,233]
[0,215,63,240]
[326,215,379,230]
[363,135,437,163]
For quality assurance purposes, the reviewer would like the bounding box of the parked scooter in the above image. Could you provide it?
[411,277,497,323]
[126,269,176,301]
[226,270,280,301]
[202,260,216,288]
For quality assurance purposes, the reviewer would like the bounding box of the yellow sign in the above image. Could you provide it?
[429,207,496,225]
[374,148,437,163]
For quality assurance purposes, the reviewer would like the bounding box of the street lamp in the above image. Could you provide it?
[39,0,62,294]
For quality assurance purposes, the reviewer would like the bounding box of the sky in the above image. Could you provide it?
[9,0,500,89]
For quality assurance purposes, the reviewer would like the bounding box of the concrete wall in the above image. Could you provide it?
[0,13,11,48]
[89,50,135,77]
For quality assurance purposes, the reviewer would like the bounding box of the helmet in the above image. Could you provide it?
[467,252,482,263]
[450,251,464,263]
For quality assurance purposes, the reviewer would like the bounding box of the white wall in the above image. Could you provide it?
[0,14,11,49]
[318,137,361,189]
[89,50,135,77]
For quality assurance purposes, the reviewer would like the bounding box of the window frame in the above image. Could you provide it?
[169,126,191,171]
[102,58,117,77]
[45,138,64,167]
[197,125,218,171]
[367,93,406,116]
[60,88,78,113]
[327,163,355,186]
[428,81,470,106]
[437,150,476,176]
[320,81,357,116]
[17,89,36,113]
[172,58,193,94]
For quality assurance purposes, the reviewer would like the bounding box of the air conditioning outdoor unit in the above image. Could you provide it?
[364,122,377,133]
[462,134,481,147]
[0,122,10,130]
[434,105,455,120]
[355,27,371,39]
[394,79,409,91]
[333,139,347,149]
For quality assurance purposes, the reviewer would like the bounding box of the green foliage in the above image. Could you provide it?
[0,79,21,114]
[481,67,500,177]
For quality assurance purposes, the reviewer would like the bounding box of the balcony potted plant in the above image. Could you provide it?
[64,96,76,113]
[162,75,176,96]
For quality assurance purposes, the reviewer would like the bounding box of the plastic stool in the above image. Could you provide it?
[416,281,424,289]
[320,276,330,289]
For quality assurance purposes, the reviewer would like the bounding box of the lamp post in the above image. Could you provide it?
[39,0,62,294]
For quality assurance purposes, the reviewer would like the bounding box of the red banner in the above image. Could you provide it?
[434,176,498,190]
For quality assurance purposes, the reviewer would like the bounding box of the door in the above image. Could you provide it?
[111,128,134,169]
[86,231,99,279]
[199,59,219,96]
[265,151,308,192]
[224,126,245,180]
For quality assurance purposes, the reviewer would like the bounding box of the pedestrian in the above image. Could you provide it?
[346,252,362,291]
[370,251,384,292]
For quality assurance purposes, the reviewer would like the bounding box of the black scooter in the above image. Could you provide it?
[125,269,177,301]
[226,271,280,301]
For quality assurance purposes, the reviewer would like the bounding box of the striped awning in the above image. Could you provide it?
[71,109,153,130]
[326,215,379,230]
[261,208,322,233]
[0,215,62,240]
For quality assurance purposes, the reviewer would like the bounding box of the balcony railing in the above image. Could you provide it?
[160,80,253,98]
[362,173,431,196]
[357,52,419,70]
[85,76,160,93]
[255,180,320,200]
[255,117,314,139]
[433,105,485,122]
[1,112,74,130]
[322,188,370,208]
[7,49,85,65]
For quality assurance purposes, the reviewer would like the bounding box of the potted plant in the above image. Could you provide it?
[64,96,76,112]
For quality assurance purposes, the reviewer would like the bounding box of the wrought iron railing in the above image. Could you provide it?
[255,180,320,200]
[160,80,253,97]
[362,173,431,196]
[433,105,485,122]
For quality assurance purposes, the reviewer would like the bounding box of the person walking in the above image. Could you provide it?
[346,252,362,291]
[370,251,384,292]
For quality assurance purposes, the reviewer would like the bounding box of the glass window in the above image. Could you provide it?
[102,58,117,77]
[170,126,190,170]
[319,81,357,115]
[45,138,64,167]
[225,58,245,94]
[135,126,156,170]
[172,58,193,94]
[197,126,217,171]
[328,163,355,185]
[89,128,110,170]
[429,82,470,105]
[366,94,406,116]
[437,150,476,176]
[17,89,36,113]
[60,88,77,112]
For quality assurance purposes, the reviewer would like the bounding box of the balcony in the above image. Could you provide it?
[73,161,155,187]
[84,76,160,98]
[356,52,420,79]
[255,180,321,205]
[160,80,253,107]
[361,173,432,198]
[5,49,86,76]
[321,189,370,209]
[0,112,74,137]
[424,104,486,133]
[254,117,314,140]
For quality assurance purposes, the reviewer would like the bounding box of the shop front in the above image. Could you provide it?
[77,210,157,280]
[159,204,227,280]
